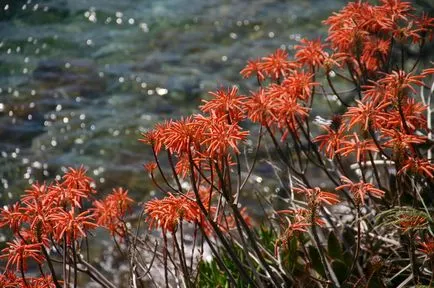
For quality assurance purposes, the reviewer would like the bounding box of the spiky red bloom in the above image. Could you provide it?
[162,117,198,154]
[295,38,329,68]
[245,88,278,125]
[398,157,434,178]
[50,209,97,244]
[92,187,133,237]
[240,59,265,82]
[200,115,249,158]
[275,217,310,256]
[61,166,95,195]
[313,122,348,159]
[144,192,205,233]
[336,176,385,205]
[397,214,428,233]
[200,86,247,122]
[381,129,426,154]
[343,99,390,131]
[261,49,298,80]
[277,208,325,227]
[144,161,158,174]
[139,122,168,154]
[293,186,340,206]
[0,239,44,271]
[419,238,434,259]
[336,133,379,162]
[0,203,25,233]
[280,70,318,101]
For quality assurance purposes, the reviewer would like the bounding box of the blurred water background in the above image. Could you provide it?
[0,0,356,202]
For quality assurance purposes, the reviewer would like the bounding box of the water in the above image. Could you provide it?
[0,0,349,201]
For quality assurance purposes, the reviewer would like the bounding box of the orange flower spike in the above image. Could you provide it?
[0,203,25,232]
[20,182,50,204]
[294,38,329,68]
[48,185,87,208]
[200,86,247,122]
[398,98,427,132]
[398,157,434,178]
[61,166,95,195]
[144,193,203,233]
[162,116,198,154]
[397,214,428,233]
[261,48,298,80]
[378,70,424,97]
[51,209,97,244]
[313,115,348,159]
[343,99,390,131]
[281,70,318,102]
[381,129,426,154]
[144,161,158,174]
[277,208,325,226]
[245,88,278,125]
[26,276,57,288]
[361,38,391,71]
[419,238,434,259]
[336,176,385,206]
[293,186,340,206]
[201,116,249,158]
[275,218,310,255]
[240,59,265,82]
[0,238,44,271]
[379,0,412,22]
[415,13,434,40]
[139,122,168,154]
[107,187,134,214]
[0,271,19,287]
[92,188,133,237]
[336,133,379,162]
[175,153,202,179]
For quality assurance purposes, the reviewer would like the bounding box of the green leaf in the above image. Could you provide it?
[331,260,348,283]
[328,232,343,260]
[308,246,326,278]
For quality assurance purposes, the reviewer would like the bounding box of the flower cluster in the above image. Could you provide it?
[0,167,133,287]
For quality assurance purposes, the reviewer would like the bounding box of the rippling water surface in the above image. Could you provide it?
[0,0,349,201]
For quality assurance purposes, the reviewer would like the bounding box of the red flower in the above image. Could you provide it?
[61,166,95,195]
[381,129,426,154]
[139,122,168,154]
[275,217,310,255]
[200,86,247,122]
[144,192,205,233]
[200,115,249,158]
[295,38,329,68]
[261,49,298,80]
[0,202,25,233]
[245,88,278,125]
[0,238,44,271]
[398,157,434,178]
[419,238,434,259]
[92,188,133,237]
[313,120,348,159]
[50,209,97,244]
[344,99,390,131]
[336,133,379,162]
[336,176,385,205]
[397,214,428,233]
[240,59,265,82]
[280,70,318,102]
[293,186,340,206]
[144,161,158,174]
[162,117,198,154]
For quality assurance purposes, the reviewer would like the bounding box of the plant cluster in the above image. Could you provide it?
[1,0,434,287]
